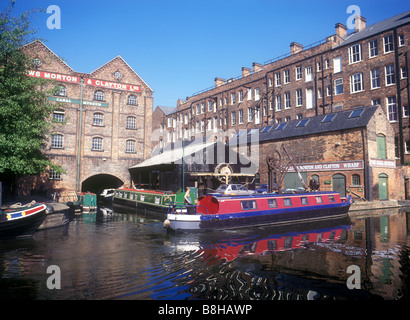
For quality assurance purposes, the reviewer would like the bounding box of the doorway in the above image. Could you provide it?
[332,173,346,197]
[378,173,388,200]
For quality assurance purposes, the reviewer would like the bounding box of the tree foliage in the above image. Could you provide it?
[0,1,64,185]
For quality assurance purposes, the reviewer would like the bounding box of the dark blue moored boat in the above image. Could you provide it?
[0,202,48,239]
[163,191,352,231]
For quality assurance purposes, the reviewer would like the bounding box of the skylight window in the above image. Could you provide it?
[275,123,287,131]
[261,125,272,133]
[296,119,310,127]
[349,108,364,118]
[322,114,336,123]
[236,130,246,137]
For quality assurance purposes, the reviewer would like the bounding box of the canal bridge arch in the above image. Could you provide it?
[81,174,124,194]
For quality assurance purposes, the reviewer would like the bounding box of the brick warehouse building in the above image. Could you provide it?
[19,41,153,196]
[152,11,410,200]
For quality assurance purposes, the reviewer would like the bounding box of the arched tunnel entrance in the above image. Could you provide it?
[81,174,124,195]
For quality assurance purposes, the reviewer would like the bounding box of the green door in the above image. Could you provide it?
[377,134,387,159]
[378,174,388,200]
[332,174,346,197]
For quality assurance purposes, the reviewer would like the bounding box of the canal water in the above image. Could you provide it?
[0,204,409,300]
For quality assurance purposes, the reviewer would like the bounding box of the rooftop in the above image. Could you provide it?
[234,105,380,144]
[339,10,410,47]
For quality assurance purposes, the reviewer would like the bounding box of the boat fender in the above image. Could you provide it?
[46,205,54,215]
[163,219,171,228]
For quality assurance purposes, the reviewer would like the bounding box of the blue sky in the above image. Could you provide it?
[3,0,409,109]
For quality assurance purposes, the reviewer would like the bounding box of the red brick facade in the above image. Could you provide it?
[20,41,153,196]
[158,12,409,162]
[156,12,410,200]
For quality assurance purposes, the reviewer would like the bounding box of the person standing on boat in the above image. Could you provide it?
[184,187,192,204]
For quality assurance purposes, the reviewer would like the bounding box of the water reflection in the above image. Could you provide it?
[0,205,409,300]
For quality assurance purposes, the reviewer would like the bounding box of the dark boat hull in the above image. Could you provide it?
[0,204,47,239]
[199,203,350,230]
[165,196,352,231]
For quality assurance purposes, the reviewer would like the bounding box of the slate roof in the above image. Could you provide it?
[156,106,177,115]
[339,10,410,47]
[235,105,380,145]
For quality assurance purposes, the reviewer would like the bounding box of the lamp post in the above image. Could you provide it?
[75,78,84,192]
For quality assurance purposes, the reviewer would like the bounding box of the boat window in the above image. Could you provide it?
[301,197,309,205]
[284,236,293,248]
[241,200,258,210]
[316,196,323,204]
[267,240,277,250]
[231,185,237,190]
[268,199,278,208]
[328,195,335,202]
[283,198,293,207]
[239,242,257,254]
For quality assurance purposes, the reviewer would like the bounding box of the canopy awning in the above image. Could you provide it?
[129,141,216,169]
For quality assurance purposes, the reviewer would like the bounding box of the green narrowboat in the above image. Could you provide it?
[113,187,197,213]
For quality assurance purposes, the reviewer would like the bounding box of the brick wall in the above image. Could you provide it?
[162,15,409,163]
[19,41,153,195]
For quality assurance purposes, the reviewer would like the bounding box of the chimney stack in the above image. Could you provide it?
[252,62,262,73]
[242,67,251,77]
[290,42,303,55]
[355,15,366,32]
[214,77,226,88]
[335,23,347,39]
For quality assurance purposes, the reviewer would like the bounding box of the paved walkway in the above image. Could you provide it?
[1,195,69,213]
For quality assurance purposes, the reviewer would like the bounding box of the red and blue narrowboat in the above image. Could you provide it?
[163,191,352,231]
[0,202,48,239]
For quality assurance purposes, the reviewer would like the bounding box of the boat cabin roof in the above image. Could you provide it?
[210,191,340,201]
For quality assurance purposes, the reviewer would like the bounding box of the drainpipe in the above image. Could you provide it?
[361,127,370,200]
[314,57,318,116]
[321,55,325,115]
[76,78,85,192]
[405,51,410,150]
[394,28,404,165]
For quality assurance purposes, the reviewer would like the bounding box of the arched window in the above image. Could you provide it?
[92,137,103,151]
[126,116,136,129]
[126,140,136,153]
[55,85,66,96]
[93,112,104,126]
[51,134,64,148]
[127,95,137,105]
[94,90,104,101]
